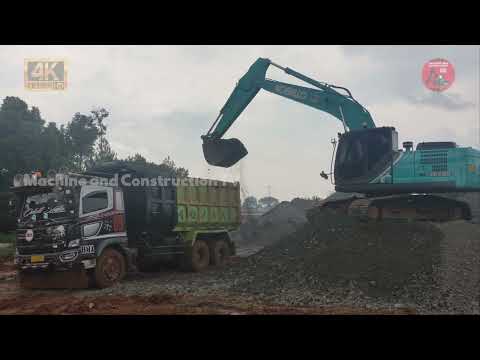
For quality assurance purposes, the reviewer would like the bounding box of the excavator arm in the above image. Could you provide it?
[202,57,375,167]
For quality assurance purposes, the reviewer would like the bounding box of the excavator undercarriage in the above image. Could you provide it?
[315,194,471,223]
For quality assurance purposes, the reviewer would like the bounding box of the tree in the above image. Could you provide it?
[243,196,258,211]
[161,156,189,178]
[90,108,109,137]
[92,137,117,164]
[65,112,100,171]
[41,122,69,171]
[258,196,279,210]
[0,97,46,190]
[123,154,189,178]
[0,97,190,193]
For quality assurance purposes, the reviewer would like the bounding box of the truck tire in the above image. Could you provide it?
[210,239,230,266]
[181,240,210,272]
[93,248,126,288]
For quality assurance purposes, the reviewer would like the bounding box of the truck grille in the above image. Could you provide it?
[16,227,63,255]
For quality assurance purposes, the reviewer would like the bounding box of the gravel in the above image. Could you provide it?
[74,211,479,314]
[231,198,320,248]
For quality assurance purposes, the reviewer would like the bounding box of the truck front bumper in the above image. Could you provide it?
[15,249,96,271]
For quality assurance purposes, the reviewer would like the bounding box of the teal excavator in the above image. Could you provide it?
[202,58,480,221]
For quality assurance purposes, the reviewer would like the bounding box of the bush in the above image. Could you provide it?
[0,232,14,243]
[0,192,15,233]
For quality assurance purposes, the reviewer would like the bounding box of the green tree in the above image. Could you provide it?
[0,97,45,190]
[161,156,188,178]
[258,196,279,210]
[0,97,190,192]
[40,122,69,171]
[65,112,101,171]
[83,108,119,168]
[123,154,189,178]
[242,196,258,211]
[92,137,117,164]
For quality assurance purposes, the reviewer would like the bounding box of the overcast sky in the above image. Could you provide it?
[1,45,479,200]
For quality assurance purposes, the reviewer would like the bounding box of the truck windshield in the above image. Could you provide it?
[22,191,68,221]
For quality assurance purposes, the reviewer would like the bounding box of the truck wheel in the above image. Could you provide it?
[182,240,210,272]
[210,240,231,266]
[93,248,126,288]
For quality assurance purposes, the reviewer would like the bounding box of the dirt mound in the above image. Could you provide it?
[226,211,480,314]
[231,199,321,248]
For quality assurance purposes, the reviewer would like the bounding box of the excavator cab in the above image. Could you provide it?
[334,127,398,185]
[202,137,248,168]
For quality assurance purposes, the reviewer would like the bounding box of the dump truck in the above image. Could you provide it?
[10,162,241,288]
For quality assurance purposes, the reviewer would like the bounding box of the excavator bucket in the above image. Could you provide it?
[202,138,248,168]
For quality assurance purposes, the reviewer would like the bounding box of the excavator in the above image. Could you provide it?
[202,57,480,222]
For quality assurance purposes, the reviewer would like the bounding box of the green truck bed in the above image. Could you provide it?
[175,179,241,231]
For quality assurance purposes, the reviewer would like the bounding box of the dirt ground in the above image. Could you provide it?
[0,259,414,315]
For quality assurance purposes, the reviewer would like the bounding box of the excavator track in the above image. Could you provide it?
[308,194,471,223]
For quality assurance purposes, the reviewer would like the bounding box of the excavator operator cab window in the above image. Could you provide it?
[334,127,397,185]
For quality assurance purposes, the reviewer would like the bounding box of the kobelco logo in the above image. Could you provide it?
[24,59,67,91]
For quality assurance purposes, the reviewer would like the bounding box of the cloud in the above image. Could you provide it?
[340,45,478,107]
[406,92,476,111]
[0,45,478,200]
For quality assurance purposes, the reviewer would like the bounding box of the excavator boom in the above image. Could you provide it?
[202,57,375,167]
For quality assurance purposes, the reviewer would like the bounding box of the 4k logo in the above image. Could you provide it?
[24,59,67,91]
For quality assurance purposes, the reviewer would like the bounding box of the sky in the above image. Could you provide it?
[1,45,479,201]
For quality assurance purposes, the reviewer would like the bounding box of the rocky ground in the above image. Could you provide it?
[231,198,320,248]
[0,261,414,315]
[0,198,478,315]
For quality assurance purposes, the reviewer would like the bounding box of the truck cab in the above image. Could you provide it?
[12,174,130,288]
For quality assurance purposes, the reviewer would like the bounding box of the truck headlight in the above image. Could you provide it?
[68,239,80,248]
[60,250,78,262]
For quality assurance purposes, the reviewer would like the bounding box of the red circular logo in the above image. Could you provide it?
[422,58,455,92]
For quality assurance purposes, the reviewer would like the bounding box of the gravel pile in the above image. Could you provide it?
[76,210,479,314]
[231,198,320,248]
[431,221,480,313]
[223,213,480,314]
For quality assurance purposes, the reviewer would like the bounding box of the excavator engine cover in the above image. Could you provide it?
[202,138,248,168]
